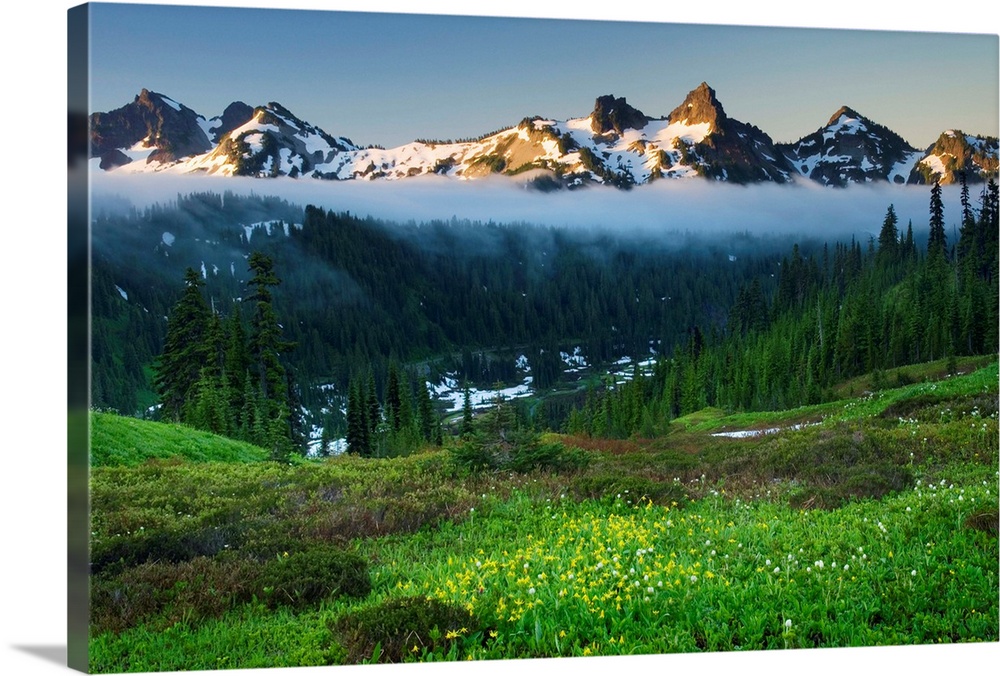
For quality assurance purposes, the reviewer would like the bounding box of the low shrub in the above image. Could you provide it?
[260,547,371,609]
[91,523,244,576]
[330,596,487,663]
[964,510,998,537]
[507,442,590,473]
[90,556,261,634]
[788,462,914,510]
[571,473,688,506]
[450,406,590,475]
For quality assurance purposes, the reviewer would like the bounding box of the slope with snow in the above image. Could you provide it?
[778,107,922,187]
[911,131,1000,185]
[90,86,998,189]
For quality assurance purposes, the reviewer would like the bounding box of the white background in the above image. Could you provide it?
[1,2,997,676]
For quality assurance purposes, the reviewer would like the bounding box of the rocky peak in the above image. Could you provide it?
[210,101,254,143]
[135,88,165,109]
[590,95,648,135]
[90,88,211,163]
[826,105,864,127]
[668,82,726,129]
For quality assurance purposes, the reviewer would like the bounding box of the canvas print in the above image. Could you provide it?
[68,2,999,673]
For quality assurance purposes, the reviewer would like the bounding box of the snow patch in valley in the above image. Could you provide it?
[430,375,535,413]
[711,422,818,439]
[561,346,587,368]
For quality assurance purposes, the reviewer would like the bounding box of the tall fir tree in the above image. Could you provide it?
[154,268,212,422]
[876,204,899,265]
[461,383,474,437]
[346,378,368,456]
[416,379,436,443]
[246,252,298,457]
[928,181,947,258]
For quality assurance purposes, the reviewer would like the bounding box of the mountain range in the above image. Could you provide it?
[89,83,998,189]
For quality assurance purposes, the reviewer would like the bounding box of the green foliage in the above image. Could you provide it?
[259,547,371,609]
[90,412,268,466]
[153,267,213,421]
[330,596,485,663]
[88,365,998,670]
[788,461,914,510]
[571,473,687,506]
[91,520,245,577]
[470,154,507,173]
[148,253,302,456]
[90,556,262,634]
[964,510,998,537]
[451,396,589,473]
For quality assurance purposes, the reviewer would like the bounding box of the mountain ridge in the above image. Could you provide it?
[89,84,999,189]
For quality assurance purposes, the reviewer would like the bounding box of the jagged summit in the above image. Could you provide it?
[589,95,648,135]
[88,85,998,189]
[668,82,726,129]
[90,88,212,168]
[778,104,922,186]
[208,101,254,143]
[826,105,864,126]
[911,130,1000,185]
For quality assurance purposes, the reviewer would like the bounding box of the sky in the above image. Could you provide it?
[85,1,999,149]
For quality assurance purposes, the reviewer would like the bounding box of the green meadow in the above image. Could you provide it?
[87,362,999,672]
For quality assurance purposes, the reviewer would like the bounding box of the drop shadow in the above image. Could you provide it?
[12,645,67,667]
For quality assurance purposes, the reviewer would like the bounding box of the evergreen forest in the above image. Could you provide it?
[91,179,998,452]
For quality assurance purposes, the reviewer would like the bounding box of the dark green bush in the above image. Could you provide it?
[260,547,371,609]
[571,473,688,506]
[91,523,244,576]
[964,510,998,537]
[507,441,590,473]
[788,463,914,510]
[90,556,262,634]
[450,398,590,474]
[330,596,486,663]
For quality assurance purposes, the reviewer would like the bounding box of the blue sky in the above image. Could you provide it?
[86,1,998,149]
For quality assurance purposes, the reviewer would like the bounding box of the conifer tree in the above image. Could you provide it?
[365,371,380,440]
[385,362,403,431]
[346,378,368,456]
[957,172,976,263]
[318,420,332,458]
[416,379,436,443]
[928,181,947,257]
[877,204,899,265]
[246,252,296,449]
[223,304,249,416]
[154,268,212,421]
[461,383,474,437]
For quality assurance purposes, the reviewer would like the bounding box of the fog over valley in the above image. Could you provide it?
[89,171,971,241]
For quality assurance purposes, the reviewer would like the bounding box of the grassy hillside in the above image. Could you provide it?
[90,412,269,466]
[87,361,998,671]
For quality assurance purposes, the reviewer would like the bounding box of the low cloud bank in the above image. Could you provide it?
[90,171,970,240]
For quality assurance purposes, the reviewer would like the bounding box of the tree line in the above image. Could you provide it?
[566,178,999,438]
[153,252,304,459]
